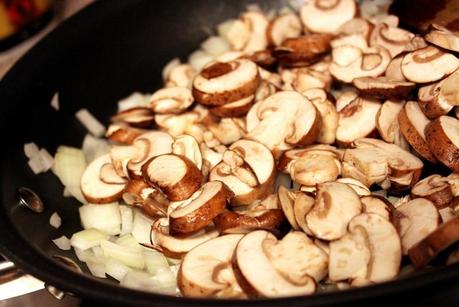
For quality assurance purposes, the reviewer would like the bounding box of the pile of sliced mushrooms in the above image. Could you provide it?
[50,0,459,299]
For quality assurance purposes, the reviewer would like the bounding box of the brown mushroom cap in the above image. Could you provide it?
[106,124,146,145]
[411,175,453,209]
[110,107,155,128]
[425,24,459,53]
[214,208,285,234]
[300,0,357,34]
[425,116,459,172]
[275,34,333,67]
[352,77,415,100]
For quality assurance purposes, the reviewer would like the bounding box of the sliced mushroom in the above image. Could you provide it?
[336,96,381,146]
[106,123,146,145]
[178,234,245,298]
[99,163,127,184]
[348,213,402,282]
[241,10,269,53]
[275,34,333,67]
[306,182,362,241]
[123,181,169,217]
[210,139,275,206]
[149,87,194,114]
[288,153,341,186]
[376,100,409,149]
[338,18,374,41]
[425,116,459,172]
[233,230,317,298]
[172,134,203,170]
[209,95,254,118]
[425,24,459,53]
[438,70,459,107]
[360,195,393,220]
[192,59,260,106]
[302,88,338,144]
[336,178,371,196]
[169,181,233,234]
[281,68,332,92]
[408,215,459,268]
[401,46,459,83]
[142,154,203,201]
[110,107,155,128]
[207,118,246,146]
[267,12,302,47]
[300,0,357,34]
[352,77,415,100]
[151,218,219,259]
[370,23,414,57]
[385,55,406,81]
[278,144,343,173]
[335,90,359,112]
[80,154,126,204]
[244,50,277,68]
[394,198,440,254]
[411,175,453,209]
[331,34,369,50]
[164,63,195,88]
[329,225,371,282]
[278,186,314,235]
[246,91,322,155]
[398,101,437,163]
[329,45,391,83]
[418,82,454,119]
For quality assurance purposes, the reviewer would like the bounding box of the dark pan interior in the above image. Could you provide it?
[1,0,459,306]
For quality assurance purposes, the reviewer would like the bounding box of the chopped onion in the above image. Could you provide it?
[188,50,214,72]
[201,36,230,57]
[52,236,71,250]
[39,148,54,171]
[144,250,169,275]
[52,146,87,188]
[28,155,46,174]
[66,186,87,204]
[117,92,150,112]
[100,240,145,269]
[150,267,177,295]
[116,234,143,251]
[70,228,110,250]
[49,212,62,229]
[119,205,134,236]
[162,58,181,81]
[50,92,60,110]
[24,142,40,159]
[62,187,72,197]
[75,108,106,137]
[82,134,110,163]
[92,246,104,257]
[105,258,132,282]
[86,262,106,278]
[79,203,121,236]
[74,247,107,264]
[120,270,175,294]
[130,210,155,245]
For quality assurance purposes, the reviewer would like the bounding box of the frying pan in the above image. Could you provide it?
[1,0,459,306]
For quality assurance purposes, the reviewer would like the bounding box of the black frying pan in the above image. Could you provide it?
[1,1,459,306]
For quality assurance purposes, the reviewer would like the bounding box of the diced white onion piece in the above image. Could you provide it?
[79,203,121,236]
[201,36,230,57]
[49,212,62,229]
[118,92,150,112]
[66,186,87,204]
[100,240,145,269]
[169,264,180,278]
[92,246,104,257]
[120,270,175,294]
[105,258,131,282]
[130,210,154,245]
[70,228,110,250]
[115,234,143,251]
[75,108,106,137]
[144,250,169,275]
[119,206,134,236]
[86,262,106,278]
[50,92,59,110]
[39,148,54,171]
[52,236,71,250]
[63,187,72,197]
[52,146,87,188]
[150,267,177,295]
[82,134,110,163]
[28,155,46,174]
[24,142,40,159]
[188,50,214,72]
[74,247,106,264]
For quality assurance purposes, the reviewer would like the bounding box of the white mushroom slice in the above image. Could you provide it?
[425,116,459,172]
[439,70,459,107]
[401,46,459,83]
[408,216,459,268]
[207,118,246,145]
[241,11,269,53]
[210,139,275,206]
[110,107,155,128]
[178,234,245,298]
[329,225,371,282]
[125,131,174,179]
[425,24,459,53]
[398,101,437,163]
[302,88,338,144]
[331,34,369,50]
[218,19,251,51]
[288,154,341,186]
[172,134,202,170]
[336,96,381,146]
[376,100,409,149]
[246,91,321,155]
[306,182,362,241]
[360,195,393,220]
[411,175,453,209]
[192,59,260,106]
[418,81,454,119]
[267,12,302,46]
[278,186,300,230]
[151,218,219,259]
[106,123,145,145]
[162,57,180,82]
[293,192,315,235]
[439,207,456,223]
[338,18,373,41]
[352,77,415,100]
[275,34,333,67]
[394,198,440,255]
[385,55,406,81]
[282,68,332,92]
[142,154,203,201]
[335,91,358,112]
[336,178,371,196]
[447,173,459,197]
[123,180,168,216]
[149,87,194,114]
[209,95,254,118]
[233,230,317,297]
[300,0,357,34]
[165,64,195,88]
[370,23,414,57]
[255,81,279,103]
[80,154,126,204]
[169,181,233,234]
[99,163,127,184]
[349,213,402,282]
[330,45,391,83]
[277,145,342,173]
[154,105,210,139]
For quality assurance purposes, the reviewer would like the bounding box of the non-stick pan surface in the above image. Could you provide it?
[1,1,459,306]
